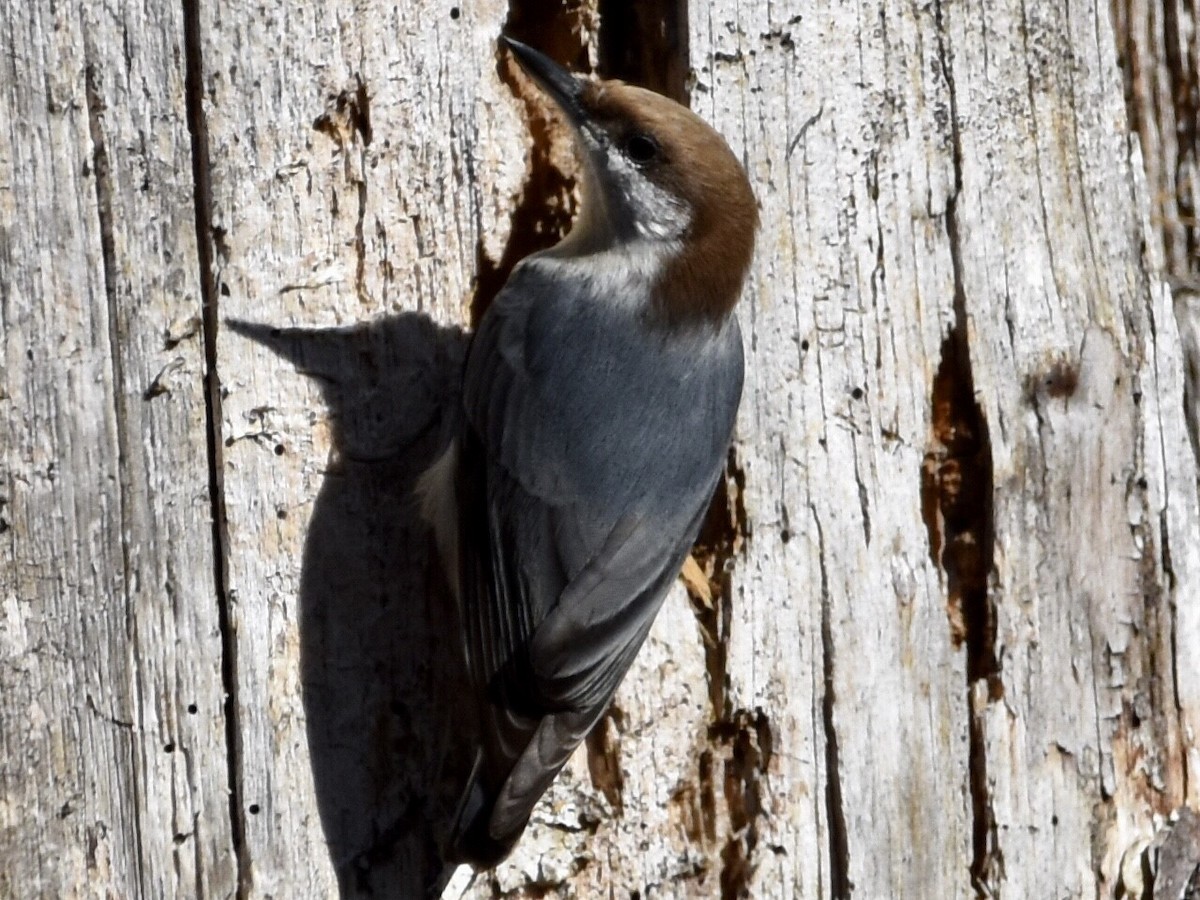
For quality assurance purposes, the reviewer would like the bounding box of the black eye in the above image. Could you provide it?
[624,132,660,165]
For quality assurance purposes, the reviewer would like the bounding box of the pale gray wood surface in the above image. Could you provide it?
[0,1,235,897]
[3,0,1198,897]
[200,2,521,895]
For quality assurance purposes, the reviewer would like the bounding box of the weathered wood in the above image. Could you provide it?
[1114,0,1200,506]
[1113,2,1200,892]
[456,0,1199,896]
[1112,0,1199,281]
[468,0,1200,895]
[0,1,234,896]
[5,0,1199,897]
[198,2,529,895]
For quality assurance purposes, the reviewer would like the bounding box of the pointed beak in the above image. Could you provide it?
[501,37,588,129]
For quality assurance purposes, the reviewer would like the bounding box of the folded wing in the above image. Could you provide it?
[451,262,742,860]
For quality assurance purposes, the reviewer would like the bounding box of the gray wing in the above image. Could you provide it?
[454,261,742,856]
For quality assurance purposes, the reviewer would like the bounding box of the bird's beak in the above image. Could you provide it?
[501,37,589,131]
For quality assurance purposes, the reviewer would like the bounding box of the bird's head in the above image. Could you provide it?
[503,37,758,325]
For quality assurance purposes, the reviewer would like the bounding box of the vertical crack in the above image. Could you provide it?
[926,5,1001,893]
[686,452,773,899]
[1113,0,1200,813]
[312,78,372,306]
[181,0,248,893]
[351,79,372,308]
[1158,0,1198,270]
[1116,0,1200,812]
[596,0,689,102]
[688,454,744,723]
[84,50,147,894]
[479,2,591,326]
[812,510,851,900]
[584,707,626,815]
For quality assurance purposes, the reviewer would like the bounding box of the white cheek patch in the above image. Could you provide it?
[632,175,689,241]
[529,149,692,311]
[607,156,690,242]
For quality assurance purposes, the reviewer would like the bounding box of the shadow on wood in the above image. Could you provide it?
[227,315,470,897]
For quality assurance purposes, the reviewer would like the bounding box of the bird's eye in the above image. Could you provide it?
[624,132,660,165]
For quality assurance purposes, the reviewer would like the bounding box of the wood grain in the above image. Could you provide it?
[3,0,1198,897]
[1,1,234,896]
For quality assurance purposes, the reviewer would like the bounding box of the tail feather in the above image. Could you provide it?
[446,745,516,869]
[448,707,599,868]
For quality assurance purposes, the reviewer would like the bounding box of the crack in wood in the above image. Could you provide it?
[82,59,133,628]
[181,1,248,894]
[926,6,1002,892]
[713,708,773,900]
[812,508,850,900]
[596,0,689,102]
[355,178,369,306]
[1113,0,1200,810]
[477,2,590,327]
[583,707,625,814]
[312,78,373,307]
[1114,0,1200,273]
[687,450,746,724]
[683,454,774,894]
[83,47,151,894]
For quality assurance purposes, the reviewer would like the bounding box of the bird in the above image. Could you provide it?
[419,35,758,870]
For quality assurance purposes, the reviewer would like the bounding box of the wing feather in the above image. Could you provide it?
[451,261,742,858]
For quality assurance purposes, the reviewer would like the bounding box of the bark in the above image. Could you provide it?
[3,1,1198,898]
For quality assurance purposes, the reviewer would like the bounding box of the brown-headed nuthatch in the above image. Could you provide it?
[420,36,758,868]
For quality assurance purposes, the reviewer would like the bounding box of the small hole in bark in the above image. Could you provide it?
[276,508,287,519]
[163,742,175,753]
[450,6,460,17]
[187,703,198,714]
[248,803,261,815]
[274,444,285,456]
[851,387,863,400]
[800,339,810,351]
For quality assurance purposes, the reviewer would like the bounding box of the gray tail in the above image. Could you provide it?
[445,747,525,869]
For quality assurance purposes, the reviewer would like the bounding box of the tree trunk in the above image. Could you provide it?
[3,1,1198,898]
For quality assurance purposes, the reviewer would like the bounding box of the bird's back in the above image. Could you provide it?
[446,257,743,864]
